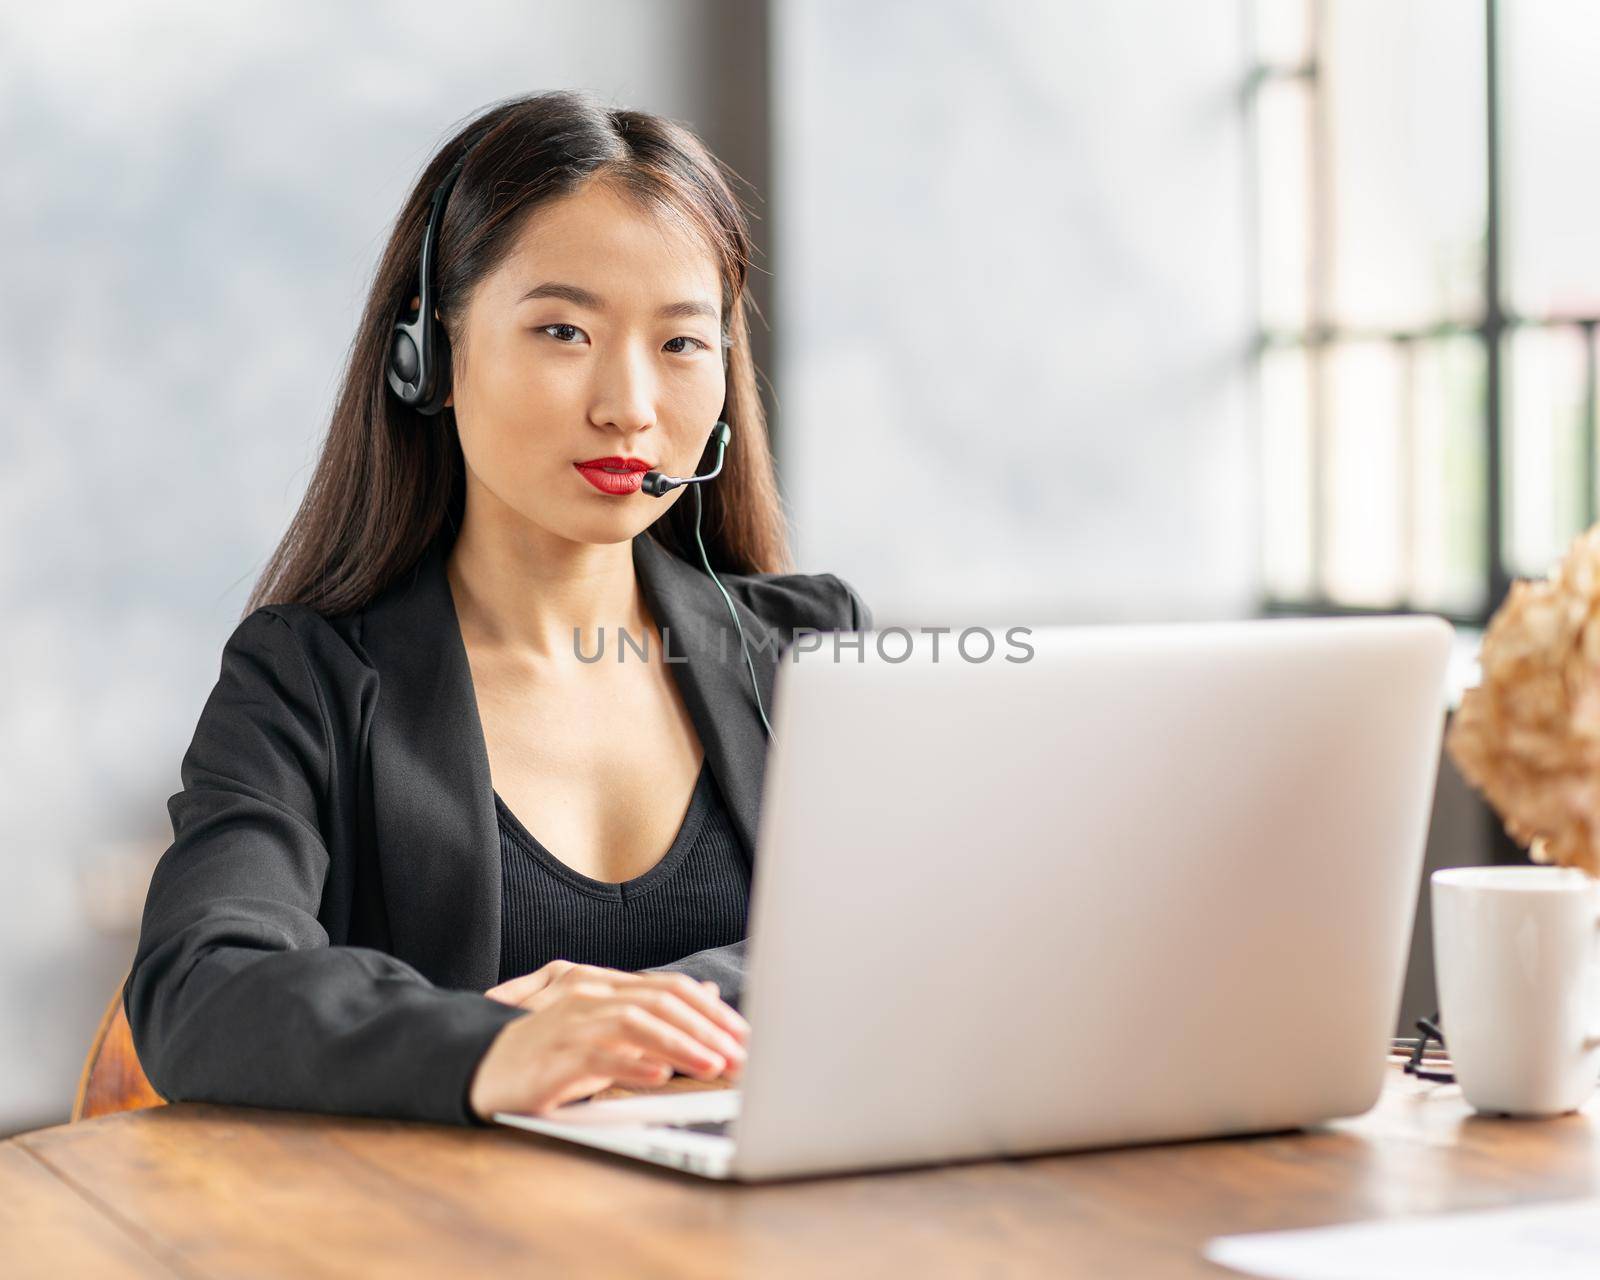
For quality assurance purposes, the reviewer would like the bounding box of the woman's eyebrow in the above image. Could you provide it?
[518,280,718,322]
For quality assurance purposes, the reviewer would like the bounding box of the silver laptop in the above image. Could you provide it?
[495,615,1453,1181]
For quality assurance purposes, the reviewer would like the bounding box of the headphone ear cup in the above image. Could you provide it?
[388,312,452,415]
[386,306,424,406]
[389,326,420,386]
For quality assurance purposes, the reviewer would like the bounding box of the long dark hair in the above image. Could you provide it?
[246,89,791,618]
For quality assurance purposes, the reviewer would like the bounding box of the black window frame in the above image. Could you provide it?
[1247,0,1600,631]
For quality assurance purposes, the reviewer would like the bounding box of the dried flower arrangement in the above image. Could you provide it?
[1445,524,1600,877]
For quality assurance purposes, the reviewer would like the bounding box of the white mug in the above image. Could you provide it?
[1431,866,1600,1117]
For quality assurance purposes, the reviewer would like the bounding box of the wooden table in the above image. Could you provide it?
[4,1067,1600,1278]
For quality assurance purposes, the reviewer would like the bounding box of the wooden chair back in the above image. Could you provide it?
[72,974,166,1122]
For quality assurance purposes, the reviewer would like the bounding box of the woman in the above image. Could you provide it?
[124,90,871,1128]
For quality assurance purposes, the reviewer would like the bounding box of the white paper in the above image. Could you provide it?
[1204,1197,1600,1280]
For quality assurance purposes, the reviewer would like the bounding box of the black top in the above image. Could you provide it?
[494,762,751,983]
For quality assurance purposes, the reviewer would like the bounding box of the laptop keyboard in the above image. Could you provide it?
[671,1118,735,1137]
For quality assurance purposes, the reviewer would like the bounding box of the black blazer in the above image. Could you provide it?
[125,529,871,1127]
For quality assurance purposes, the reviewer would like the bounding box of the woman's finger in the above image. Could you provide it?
[581,1045,676,1088]
[606,971,751,1042]
[629,989,747,1066]
[601,1003,731,1078]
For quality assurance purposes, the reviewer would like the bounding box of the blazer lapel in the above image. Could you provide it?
[632,533,779,866]
[360,535,498,991]
[359,530,779,993]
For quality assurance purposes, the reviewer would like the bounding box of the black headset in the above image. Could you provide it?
[386,152,467,415]
[386,144,773,740]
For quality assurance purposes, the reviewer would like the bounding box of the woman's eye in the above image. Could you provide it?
[537,325,706,354]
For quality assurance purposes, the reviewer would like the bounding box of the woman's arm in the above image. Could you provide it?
[124,609,525,1126]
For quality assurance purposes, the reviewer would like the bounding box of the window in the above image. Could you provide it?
[1249,0,1600,626]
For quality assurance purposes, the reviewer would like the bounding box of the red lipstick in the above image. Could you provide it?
[574,455,653,496]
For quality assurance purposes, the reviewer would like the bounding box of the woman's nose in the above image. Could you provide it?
[589,343,658,435]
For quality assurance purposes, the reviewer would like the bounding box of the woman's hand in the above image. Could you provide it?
[486,959,750,1045]
[469,961,750,1120]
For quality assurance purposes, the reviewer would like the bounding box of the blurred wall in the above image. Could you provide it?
[773,0,1256,626]
[0,0,768,1133]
